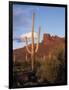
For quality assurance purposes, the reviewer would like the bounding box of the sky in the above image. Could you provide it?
[13,4,65,49]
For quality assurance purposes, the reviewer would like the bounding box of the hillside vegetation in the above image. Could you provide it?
[13,34,66,88]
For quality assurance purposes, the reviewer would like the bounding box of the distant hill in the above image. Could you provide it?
[13,33,65,62]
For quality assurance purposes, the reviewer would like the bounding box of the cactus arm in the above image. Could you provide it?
[14,54,15,63]
[25,37,32,54]
[26,53,28,61]
[35,27,40,53]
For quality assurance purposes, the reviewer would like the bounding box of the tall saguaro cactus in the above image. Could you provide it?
[25,13,40,71]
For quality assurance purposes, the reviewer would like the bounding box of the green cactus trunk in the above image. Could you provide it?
[31,13,35,71]
[25,13,40,72]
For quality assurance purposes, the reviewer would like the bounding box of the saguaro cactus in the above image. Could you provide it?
[25,13,40,71]
[13,54,15,64]
[26,53,28,62]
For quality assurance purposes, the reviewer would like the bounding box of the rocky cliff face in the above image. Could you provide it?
[42,33,64,45]
[13,33,65,62]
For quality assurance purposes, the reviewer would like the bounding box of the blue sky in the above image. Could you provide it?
[13,4,65,49]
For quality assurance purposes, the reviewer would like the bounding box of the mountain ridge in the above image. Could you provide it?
[13,33,65,62]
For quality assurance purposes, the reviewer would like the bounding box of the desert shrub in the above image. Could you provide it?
[13,43,65,86]
[36,43,65,84]
[36,57,60,83]
[13,59,31,72]
[13,59,32,87]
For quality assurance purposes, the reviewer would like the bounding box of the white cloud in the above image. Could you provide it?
[20,32,38,41]
[13,32,38,43]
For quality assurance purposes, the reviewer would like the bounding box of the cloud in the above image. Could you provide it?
[14,32,38,43]
[20,32,37,39]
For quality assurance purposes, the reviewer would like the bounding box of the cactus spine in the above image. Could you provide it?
[25,13,40,71]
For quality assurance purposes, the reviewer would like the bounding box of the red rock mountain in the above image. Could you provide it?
[13,33,65,62]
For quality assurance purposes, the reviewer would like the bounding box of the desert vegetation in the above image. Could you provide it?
[12,13,66,88]
[12,42,65,88]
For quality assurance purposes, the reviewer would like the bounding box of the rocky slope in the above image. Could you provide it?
[13,33,65,62]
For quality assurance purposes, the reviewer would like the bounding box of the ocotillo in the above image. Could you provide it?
[25,13,40,71]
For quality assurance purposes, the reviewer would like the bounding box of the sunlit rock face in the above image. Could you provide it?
[43,33,51,45]
[42,33,64,45]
